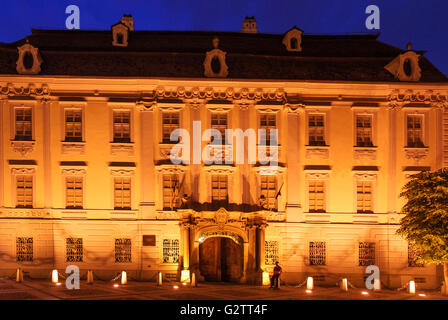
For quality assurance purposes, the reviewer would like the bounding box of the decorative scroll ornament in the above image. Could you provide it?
[199,230,242,244]
[110,169,135,176]
[16,42,43,75]
[61,169,86,176]
[354,148,377,160]
[203,37,228,78]
[11,141,35,157]
[305,172,329,180]
[141,86,285,102]
[405,148,428,163]
[305,147,329,159]
[0,83,50,97]
[388,89,448,109]
[354,173,377,181]
[11,167,35,175]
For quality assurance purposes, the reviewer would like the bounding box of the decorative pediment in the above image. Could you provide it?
[388,89,448,109]
[282,27,303,52]
[61,168,86,176]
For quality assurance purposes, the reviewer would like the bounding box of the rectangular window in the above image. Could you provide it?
[211,113,228,144]
[115,238,132,263]
[113,110,131,143]
[408,242,425,267]
[356,115,373,147]
[212,175,228,202]
[260,175,277,210]
[66,238,83,262]
[308,180,325,213]
[357,181,373,213]
[15,108,32,141]
[309,242,326,265]
[163,239,179,264]
[359,242,375,266]
[407,115,424,147]
[114,177,131,210]
[66,176,83,209]
[65,109,82,142]
[308,114,325,146]
[16,175,33,208]
[162,174,179,210]
[16,237,33,262]
[162,112,180,143]
[260,114,277,145]
[265,240,279,266]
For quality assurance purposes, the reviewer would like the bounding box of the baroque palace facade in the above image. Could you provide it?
[0,15,448,288]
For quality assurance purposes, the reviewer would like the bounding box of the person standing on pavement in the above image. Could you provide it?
[270,261,282,289]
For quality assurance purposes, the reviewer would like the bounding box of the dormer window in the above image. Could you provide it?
[241,16,257,34]
[16,42,43,75]
[282,27,303,52]
[384,43,422,81]
[111,17,132,47]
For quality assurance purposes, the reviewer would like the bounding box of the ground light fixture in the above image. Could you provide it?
[173,285,179,289]
[305,290,312,294]
[113,284,119,288]
[361,291,369,295]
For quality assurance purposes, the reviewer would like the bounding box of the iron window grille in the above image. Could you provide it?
[163,239,179,264]
[359,242,376,266]
[265,240,279,266]
[309,242,326,265]
[66,238,83,262]
[115,238,132,263]
[16,237,33,262]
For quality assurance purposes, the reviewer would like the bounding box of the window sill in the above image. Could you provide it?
[11,140,35,157]
[110,142,134,156]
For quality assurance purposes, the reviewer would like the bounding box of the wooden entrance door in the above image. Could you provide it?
[199,237,243,282]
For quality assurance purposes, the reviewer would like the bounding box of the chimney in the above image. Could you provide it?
[120,14,134,31]
[241,16,257,33]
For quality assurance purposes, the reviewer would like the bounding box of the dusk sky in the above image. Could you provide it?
[0,0,447,77]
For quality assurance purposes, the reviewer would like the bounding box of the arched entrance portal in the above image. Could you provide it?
[198,233,243,282]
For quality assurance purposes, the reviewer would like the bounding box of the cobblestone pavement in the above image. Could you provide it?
[0,278,447,300]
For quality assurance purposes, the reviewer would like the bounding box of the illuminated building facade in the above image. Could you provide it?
[0,16,447,288]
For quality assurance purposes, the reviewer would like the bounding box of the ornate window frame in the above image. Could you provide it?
[155,165,187,211]
[110,167,135,211]
[16,42,43,75]
[385,51,422,82]
[61,168,87,210]
[11,167,36,208]
[305,171,330,213]
[203,37,229,77]
[353,171,377,214]
[203,165,236,204]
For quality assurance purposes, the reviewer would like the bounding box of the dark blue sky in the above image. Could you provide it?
[1,0,447,77]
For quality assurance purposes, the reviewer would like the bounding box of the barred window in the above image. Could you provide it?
[308,115,325,146]
[260,114,277,145]
[113,110,131,143]
[66,238,83,262]
[66,176,83,209]
[163,239,179,264]
[114,177,131,210]
[308,180,325,213]
[212,175,228,202]
[261,175,277,210]
[309,242,326,265]
[359,242,375,266]
[163,174,179,210]
[408,242,425,267]
[115,238,132,263]
[407,115,424,147]
[16,237,33,262]
[65,109,82,142]
[162,112,180,143]
[265,240,279,266]
[16,175,33,208]
[356,115,373,147]
[357,181,373,213]
[15,108,32,141]
[211,113,227,144]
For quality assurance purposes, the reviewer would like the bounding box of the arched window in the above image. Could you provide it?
[290,38,298,50]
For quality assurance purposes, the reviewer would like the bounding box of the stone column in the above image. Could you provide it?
[180,222,191,282]
[257,223,267,272]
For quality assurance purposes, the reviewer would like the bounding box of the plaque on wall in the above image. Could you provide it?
[143,235,156,246]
